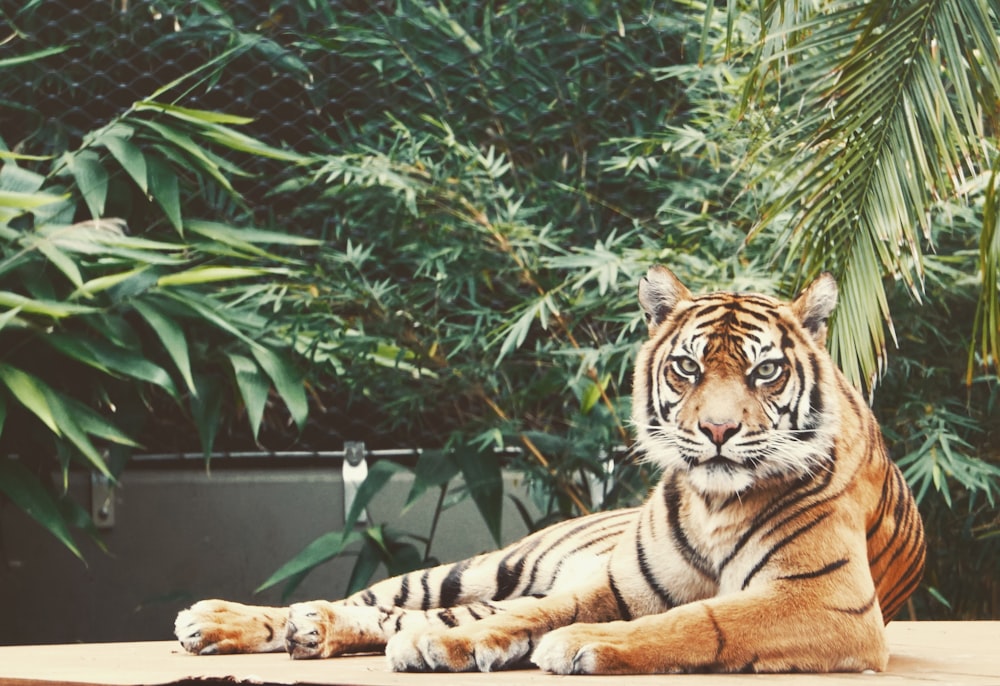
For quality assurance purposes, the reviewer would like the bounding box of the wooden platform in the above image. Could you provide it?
[0,622,997,685]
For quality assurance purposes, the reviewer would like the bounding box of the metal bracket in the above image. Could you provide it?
[91,474,115,529]
[585,449,615,510]
[342,441,369,526]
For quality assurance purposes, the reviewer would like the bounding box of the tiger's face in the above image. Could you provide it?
[632,266,841,496]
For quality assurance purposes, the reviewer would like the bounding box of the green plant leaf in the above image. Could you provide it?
[134,100,256,126]
[137,120,236,195]
[383,536,425,577]
[201,125,312,163]
[157,266,271,287]
[132,299,196,395]
[65,151,108,219]
[162,291,256,346]
[404,450,459,510]
[0,460,82,560]
[250,345,307,431]
[34,239,83,288]
[186,220,323,248]
[0,305,23,332]
[38,387,113,478]
[72,266,154,299]
[255,529,362,594]
[343,460,411,533]
[191,375,224,458]
[345,531,384,596]
[458,448,503,546]
[146,154,182,232]
[0,46,71,69]
[227,353,268,440]
[0,291,99,318]
[0,162,46,194]
[0,189,69,213]
[70,401,141,449]
[0,364,60,435]
[98,128,148,193]
[45,334,178,400]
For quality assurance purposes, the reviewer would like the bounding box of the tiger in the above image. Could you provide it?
[175,266,925,674]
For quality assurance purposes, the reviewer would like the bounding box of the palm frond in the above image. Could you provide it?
[971,154,1000,381]
[741,0,1000,388]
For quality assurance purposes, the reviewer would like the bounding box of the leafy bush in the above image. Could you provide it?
[0,47,317,555]
[1,0,998,619]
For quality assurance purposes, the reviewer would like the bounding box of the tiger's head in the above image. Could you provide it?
[632,266,842,496]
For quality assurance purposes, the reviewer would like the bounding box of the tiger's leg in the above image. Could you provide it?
[284,598,518,659]
[173,548,522,657]
[176,510,631,657]
[385,582,622,672]
[175,596,510,658]
[282,510,629,659]
[532,584,888,674]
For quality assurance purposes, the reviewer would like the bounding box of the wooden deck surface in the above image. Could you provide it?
[0,622,997,685]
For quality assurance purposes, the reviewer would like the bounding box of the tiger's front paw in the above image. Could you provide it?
[284,603,327,659]
[285,601,385,659]
[532,627,597,674]
[385,626,533,672]
[532,625,629,675]
[174,600,286,655]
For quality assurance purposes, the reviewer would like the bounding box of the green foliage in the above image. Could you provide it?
[2,0,998,619]
[735,0,1000,390]
[0,40,319,554]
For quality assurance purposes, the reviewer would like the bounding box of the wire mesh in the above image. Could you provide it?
[1,0,679,450]
[2,1,676,178]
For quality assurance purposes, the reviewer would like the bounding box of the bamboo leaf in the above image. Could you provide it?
[405,450,460,510]
[98,129,148,193]
[345,533,384,597]
[132,299,197,395]
[0,364,60,435]
[34,239,83,288]
[191,375,224,458]
[146,153,182,233]
[45,334,178,400]
[36,386,112,478]
[250,345,308,431]
[186,220,322,247]
[134,100,256,126]
[65,151,108,219]
[0,190,69,211]
[255,530,362,594]
[227,353,268,440]
[458,448,503,546]
[0,460,83,560]
[156,266,271,287]
[0,306,21,332]
[0,46,71,68]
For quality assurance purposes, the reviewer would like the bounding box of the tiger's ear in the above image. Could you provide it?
[638,265,692,335]
[791,272,838,345]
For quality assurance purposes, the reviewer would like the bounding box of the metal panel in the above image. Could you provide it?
[0,465,539,645]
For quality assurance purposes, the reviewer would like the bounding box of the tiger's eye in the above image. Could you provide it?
[753,360,782,383]
[673,356,700,377]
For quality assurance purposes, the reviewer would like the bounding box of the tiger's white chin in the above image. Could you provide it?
[688,464,756,495]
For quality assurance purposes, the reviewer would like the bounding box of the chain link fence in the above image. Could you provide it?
[3,1,677,207]
[2,0,681,451]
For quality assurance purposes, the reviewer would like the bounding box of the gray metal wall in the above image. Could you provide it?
[0,464,539,645]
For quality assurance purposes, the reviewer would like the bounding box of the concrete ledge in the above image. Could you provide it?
[0,622,996,685]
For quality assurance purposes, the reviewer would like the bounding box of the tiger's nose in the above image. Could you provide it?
[699,420,741,446]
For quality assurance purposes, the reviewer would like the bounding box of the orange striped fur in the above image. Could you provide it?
[176,267,924,674]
